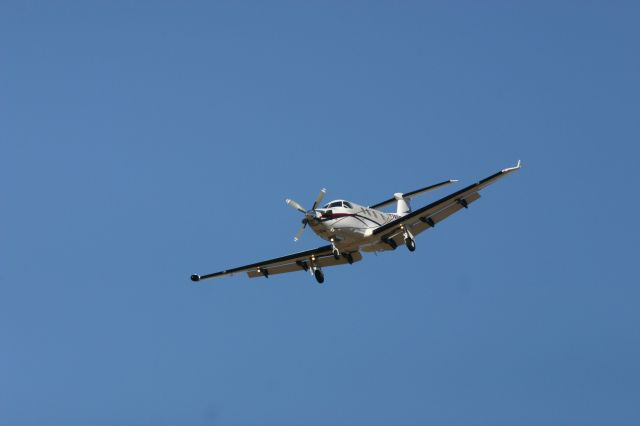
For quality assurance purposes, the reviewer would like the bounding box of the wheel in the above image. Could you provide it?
[344,252,354,264]
[314,269,325,284]
[405,238,416,252]
[332,248,340,260]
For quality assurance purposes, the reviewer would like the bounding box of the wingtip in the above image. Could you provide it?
[502,160,523,173]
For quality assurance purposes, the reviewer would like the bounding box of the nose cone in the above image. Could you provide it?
[306,211,328,231]
[306,209,322,220]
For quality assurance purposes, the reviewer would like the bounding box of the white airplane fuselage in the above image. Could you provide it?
[308,200,400,252]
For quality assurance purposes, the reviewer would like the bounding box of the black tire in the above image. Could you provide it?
[406,238,416,252]
[344,253,354,264]
[332,249,340,260]
[314,269,325,284]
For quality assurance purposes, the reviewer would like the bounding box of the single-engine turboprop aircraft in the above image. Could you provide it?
[191,161,521,284]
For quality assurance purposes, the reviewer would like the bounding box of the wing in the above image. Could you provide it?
[369,179,458,210]
[372,161,522,246]
[191,245,363,282]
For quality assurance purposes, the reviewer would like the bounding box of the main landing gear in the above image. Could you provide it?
[308,255,325,284]
[405,237,416,252]
[307,243,355,284]
[401,225,416,252]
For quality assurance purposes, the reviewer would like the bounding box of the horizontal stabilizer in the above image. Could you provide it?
[370,179,458,210]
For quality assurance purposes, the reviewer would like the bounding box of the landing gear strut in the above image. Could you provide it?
[330,238,340,260]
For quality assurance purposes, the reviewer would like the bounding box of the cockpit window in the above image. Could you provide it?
[343,202,353,209]
[323,201,347,209]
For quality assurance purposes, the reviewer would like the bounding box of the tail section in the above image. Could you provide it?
[394,193,411,216]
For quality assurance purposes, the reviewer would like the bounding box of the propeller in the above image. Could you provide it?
[285,198,306,213]
[311,188,326,210]
[286,188,326,241]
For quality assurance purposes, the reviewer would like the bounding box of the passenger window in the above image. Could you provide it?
[343,202,352,209]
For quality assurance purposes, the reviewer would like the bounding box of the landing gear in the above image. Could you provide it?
[405,237,416,252]
[309,256,325,284]
[330,238,340,260]
[401,224,416,252]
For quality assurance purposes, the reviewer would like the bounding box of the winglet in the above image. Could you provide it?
[502,160,522,173]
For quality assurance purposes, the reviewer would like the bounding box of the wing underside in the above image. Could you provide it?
[246,251,362,278]
[371,161,521,248]
[191,245,362,281]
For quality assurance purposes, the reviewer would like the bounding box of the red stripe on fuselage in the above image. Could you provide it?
[321,213,355,220]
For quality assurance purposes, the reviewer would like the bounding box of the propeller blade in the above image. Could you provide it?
[286,198,306,213]
[293,222,307,241]
[311,188,327,210]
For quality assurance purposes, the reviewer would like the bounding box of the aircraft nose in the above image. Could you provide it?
[306,210,322,219]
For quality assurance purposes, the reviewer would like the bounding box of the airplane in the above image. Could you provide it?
[190,161,521,284]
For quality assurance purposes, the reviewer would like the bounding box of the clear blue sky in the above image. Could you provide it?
[2,1,639,425]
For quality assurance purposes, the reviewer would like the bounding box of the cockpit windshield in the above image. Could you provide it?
[323,201,353,209]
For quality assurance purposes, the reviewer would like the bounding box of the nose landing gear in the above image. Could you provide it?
[330,238,340,260]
